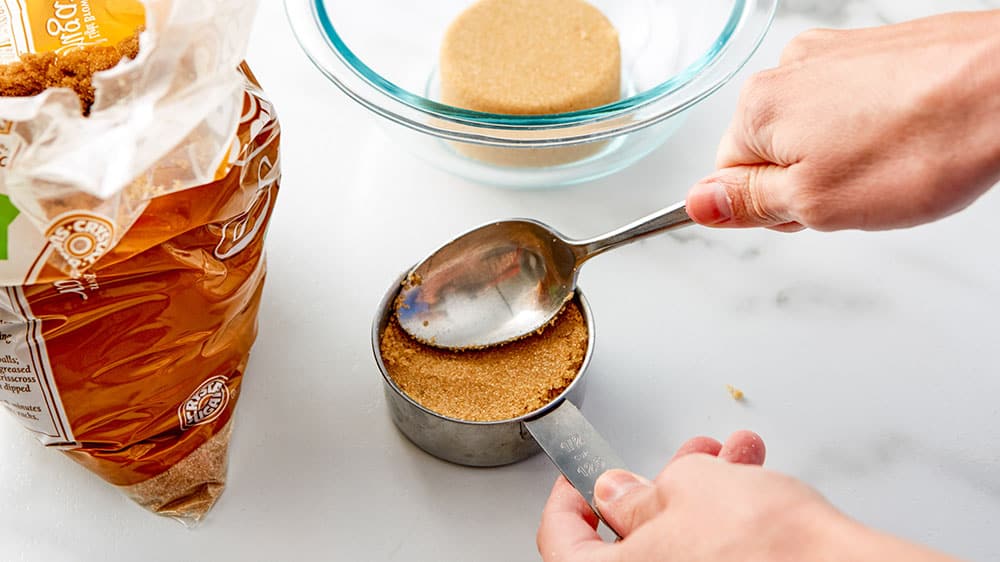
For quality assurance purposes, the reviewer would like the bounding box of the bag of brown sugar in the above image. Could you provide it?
[0,0,278,525]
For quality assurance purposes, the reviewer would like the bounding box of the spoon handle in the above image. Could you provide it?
[574,201,693,263]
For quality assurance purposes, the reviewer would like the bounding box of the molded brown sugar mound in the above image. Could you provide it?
[439,0,621,167]
[441,0,620,115]
[0,30,141,114]
[380,301,589,422]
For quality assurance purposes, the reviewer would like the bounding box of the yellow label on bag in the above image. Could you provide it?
[0,0,144,63]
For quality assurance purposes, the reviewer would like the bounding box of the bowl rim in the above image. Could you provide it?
[286,0,778,145]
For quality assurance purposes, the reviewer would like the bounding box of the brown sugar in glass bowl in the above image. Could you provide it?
[439,0,621,167]
[440,0,621,116]
[379,300,589,422]
[287,0,779,187]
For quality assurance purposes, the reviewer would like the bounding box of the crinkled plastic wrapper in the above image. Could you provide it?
[0,0,278,525]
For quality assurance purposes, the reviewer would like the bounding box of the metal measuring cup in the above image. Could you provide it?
[372,273,628,537]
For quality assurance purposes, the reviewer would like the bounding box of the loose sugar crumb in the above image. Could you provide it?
[726,384,746,402]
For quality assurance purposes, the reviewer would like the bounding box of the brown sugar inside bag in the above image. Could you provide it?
[0,30,142,115]
[0,0,277,525]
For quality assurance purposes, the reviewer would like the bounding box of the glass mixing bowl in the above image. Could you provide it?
[285,0,777,188]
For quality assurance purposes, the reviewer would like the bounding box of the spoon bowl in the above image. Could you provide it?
[398,202,693,349]
[397,220,581,349]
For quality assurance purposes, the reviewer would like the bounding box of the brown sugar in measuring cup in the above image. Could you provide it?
[373,274,599,466]
[380,301,588,422]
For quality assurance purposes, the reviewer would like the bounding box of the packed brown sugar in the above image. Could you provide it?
[380,301,588,422]
[440,0,620,115]
[439,0,621,166]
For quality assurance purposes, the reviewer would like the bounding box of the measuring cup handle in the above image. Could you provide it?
[523,400,628,540]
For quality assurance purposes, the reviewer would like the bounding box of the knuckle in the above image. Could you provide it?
[797,27,839,46]
[606,490,644,530]
[743,166,785,224]
[716,123,754,168]
[786,166,848,230]
[663,453,710,483]
[739,71,782,139]
[604,482,668,536]
[781,28,836,63]
[659,455,715,496]
[779,40,806,65]
[615,509,643,536]
[741,69,779,100]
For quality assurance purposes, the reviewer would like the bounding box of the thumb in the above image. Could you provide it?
[594,470,662,538]
[686,165,793,228]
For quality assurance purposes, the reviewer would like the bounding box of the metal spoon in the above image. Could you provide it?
[396,201,693,349]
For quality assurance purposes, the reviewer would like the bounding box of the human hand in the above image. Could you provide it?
[538,431,828,561]
[686,10,1000,232]
[537,431,963,562]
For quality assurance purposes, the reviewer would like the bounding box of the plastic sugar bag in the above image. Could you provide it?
[0,0,279,524]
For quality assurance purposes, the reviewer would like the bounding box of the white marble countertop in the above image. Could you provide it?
[2,1,999,561]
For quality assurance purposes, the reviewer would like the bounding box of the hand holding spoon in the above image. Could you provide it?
[396,201,693,349]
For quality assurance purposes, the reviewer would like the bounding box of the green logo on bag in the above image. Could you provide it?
[0,195,19,260]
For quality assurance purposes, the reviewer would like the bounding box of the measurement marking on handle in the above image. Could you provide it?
[578,456,607,478]
[560,433,584,452]
[524,400,629,539]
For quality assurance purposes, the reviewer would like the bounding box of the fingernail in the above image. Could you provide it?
[687,182,733,225]
[595,470,650,503]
